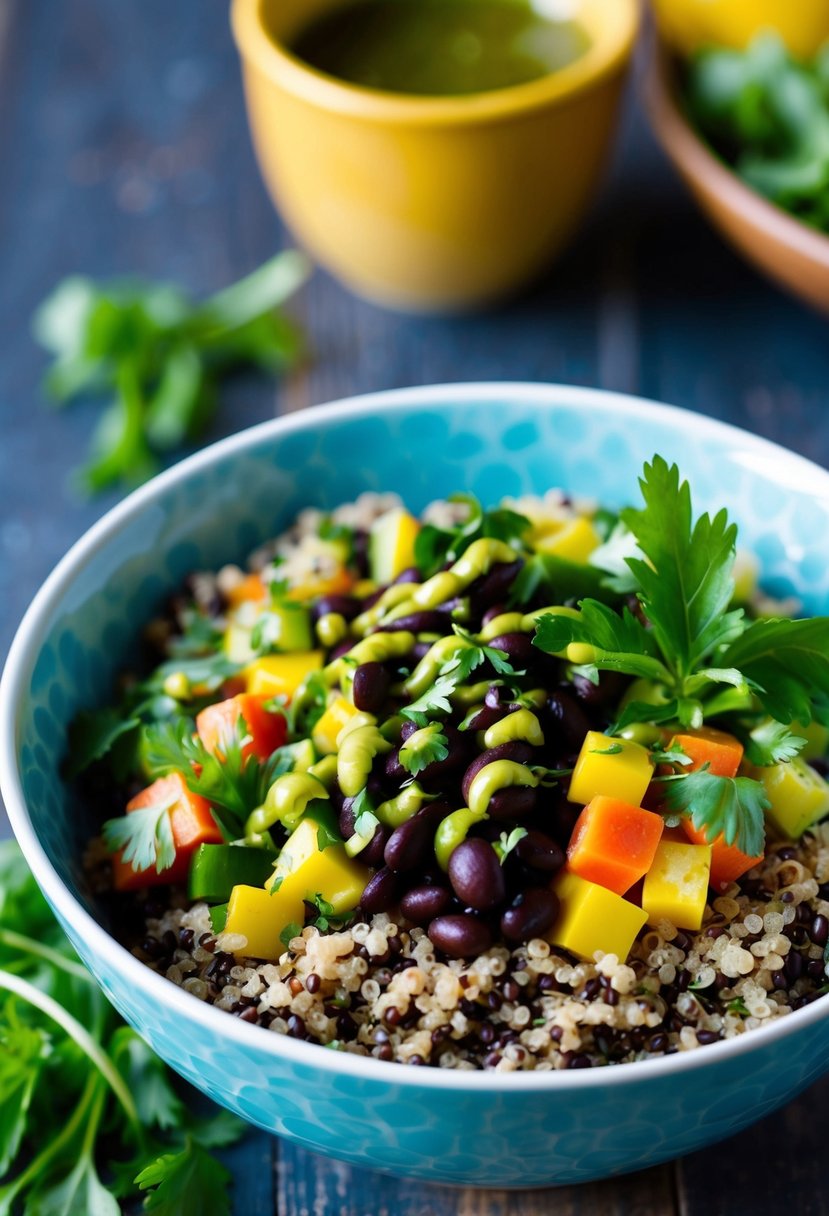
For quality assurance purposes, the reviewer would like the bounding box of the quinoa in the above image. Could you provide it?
[129,830,829,1071]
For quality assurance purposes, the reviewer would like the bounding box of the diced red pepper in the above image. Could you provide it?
[112,772,222,891]
[196,693,286,762]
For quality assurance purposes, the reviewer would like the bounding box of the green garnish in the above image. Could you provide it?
[661,766,769,857]
[745,720,807,767]
[0,841,242,1212]
[414,493,530,579]
[399,723,449,777]
[726,997,750,1016]
[400,673,458,727]
[280,923,303,948]
[493,827,528,864]
[34,251,310,494]
[102,795,177,875]
[448,625,521,678]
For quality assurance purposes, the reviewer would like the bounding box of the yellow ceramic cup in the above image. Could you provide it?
[231,0,639,312]
[650,0,829,61]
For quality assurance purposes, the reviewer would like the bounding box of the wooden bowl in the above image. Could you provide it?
[643,42,829,316]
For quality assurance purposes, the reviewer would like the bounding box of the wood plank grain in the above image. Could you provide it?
[276,1144,677,1216]
[676,1074,829,1216]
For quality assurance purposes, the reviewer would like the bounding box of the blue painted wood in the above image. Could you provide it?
[1,0,828,1213]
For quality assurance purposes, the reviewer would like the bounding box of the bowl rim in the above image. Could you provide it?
[3,380,829,1094]
[643,38,829,271]
[230,0,640,127]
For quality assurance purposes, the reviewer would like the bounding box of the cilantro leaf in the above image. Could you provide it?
[280,922,303,948]
[533,599,668,681]
[414,494,530,578]
[745,719,807,766]
[401,673,458,727]
[136,1138,232,1216]
[620,457,744,679]
[102,795,177,874]
[662,767,768,856]
[720,617,829,724]
[493,827,528,864]
[399,724,449,777]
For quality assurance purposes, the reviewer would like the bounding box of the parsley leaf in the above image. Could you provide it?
[279,922,303,948]
[399,723,449,777]
[137,1138,232,1216]
[102,795,177,874]
[720,617,829,725]
[401,673,458,727]
[493,827,528,864]
[620,456,744,680]
[662,767,769,856]
[745,719,807,766]
[449,625,520,677]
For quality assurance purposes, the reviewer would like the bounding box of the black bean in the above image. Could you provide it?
[482,632,535,669]
[461,704,507,732]
[785,950,804,981]
[514,830,565,874]
[384,811,440,872]
[777,846,798,861]
[696,1030,720,1045]
[416,726,471,785]
[376,610,446,634]
[360,867,401,915]
[305,973,321,994]
[771,970,788,990]
[500,888,559,944]
[672,931,691,953]
[808,958,825,980]
[461,743,535,803]
[287,1014,305,1038]
[469,561,524,612]
[448,839,505,911]
[411,641,433,662]
[400,885,453,925]
[352,662,391,712]
[329,640,354,661]
[812,915,829,946]
[141,936,163,959]
[393,565,421,585]
[313,594,362,622]
[546,690,593,752]
[428,914,492,959]
[487,787,538,821]
[567,1054,593,1070]
[360,824,391,868]
[482,603,508,627]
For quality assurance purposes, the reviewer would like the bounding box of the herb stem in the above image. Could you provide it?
[0,968,140,1132]
[0,1070,98,1200]
[0,928,93,982]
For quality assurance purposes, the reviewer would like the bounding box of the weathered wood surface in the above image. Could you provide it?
[1,1,829,1212]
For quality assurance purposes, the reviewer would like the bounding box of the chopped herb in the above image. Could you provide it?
[399,723,449,777]
[661,765,769,856]
[414,493,530,579]
[726,997,750,1016]
[102,795,177,874]
[400,673,458,727]
[448,625,521,678]
[590,742,623,756]
[316,820,343,851]
[745,719,807,766]
[493,827,528,864]
[280,922,303,948]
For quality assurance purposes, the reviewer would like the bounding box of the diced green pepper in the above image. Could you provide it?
[188,844,275,904]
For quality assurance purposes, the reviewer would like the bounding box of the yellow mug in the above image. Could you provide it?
[231,0,640,313]
[650,0,829,60]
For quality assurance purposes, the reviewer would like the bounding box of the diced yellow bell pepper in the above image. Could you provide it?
[224,882,305,959]
[642,841,712,930]
[534,517,601,563]
[567,731,655,807]
[369,508,421,584]
[792,719,829,762]
[761,758,829,839]
[548,869,647,961]
[244,652,324,700]
[266,818,369,915]
[312,696,363,755]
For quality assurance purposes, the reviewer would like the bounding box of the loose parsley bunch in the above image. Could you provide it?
[534,456,829,853]
[0,841,244,1213]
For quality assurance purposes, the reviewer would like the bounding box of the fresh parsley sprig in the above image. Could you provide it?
[102,794,177,874]
[34,251,310,494]
[0,841,244,1213]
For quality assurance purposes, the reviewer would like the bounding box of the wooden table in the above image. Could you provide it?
[2,2,829,1213]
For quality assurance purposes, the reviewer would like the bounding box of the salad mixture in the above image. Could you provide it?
[73,457,829,1071]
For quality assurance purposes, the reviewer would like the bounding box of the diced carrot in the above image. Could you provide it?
[112,772,222,891]
[681,818,763,893]
[566,796,664,896]
[671,727,744,779]
[225,573,266,608]
[286,564,354,602]
[196,693,287,762]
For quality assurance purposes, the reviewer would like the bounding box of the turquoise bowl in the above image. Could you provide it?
[3,384,829,1187]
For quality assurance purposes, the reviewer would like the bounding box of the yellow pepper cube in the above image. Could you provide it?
[548,869,647,961]
[244,652,324,700]
[792,719,829,762]
[267,819,369,915]
[642,841,712,930]
[312,696,363,755]
[534,517,601,563]
[224,883,305,960]
[567,731,654,807]
[369,509,421,584]
[761,758,829,839]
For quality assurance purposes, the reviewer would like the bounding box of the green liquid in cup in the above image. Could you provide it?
[289,0,591,97]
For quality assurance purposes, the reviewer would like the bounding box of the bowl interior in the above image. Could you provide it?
[9,385,829,935]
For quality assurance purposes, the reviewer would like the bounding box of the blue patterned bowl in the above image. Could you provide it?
[3,384,829,1188]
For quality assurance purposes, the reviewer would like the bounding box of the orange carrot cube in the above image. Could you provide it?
[196,693,287,762]
[670,727,744,779]
[225,573,266,608]
[112,772,222,891]
[681,818,763,893]
[566,796,665,896]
